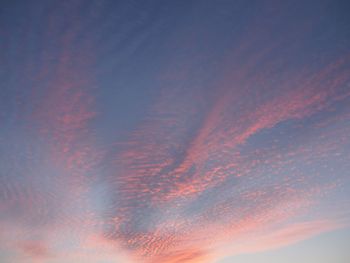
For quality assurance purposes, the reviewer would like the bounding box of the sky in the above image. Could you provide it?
[0,0,350,263]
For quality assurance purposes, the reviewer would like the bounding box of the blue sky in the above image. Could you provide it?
[217,227,350,263]
[0,0,350,262]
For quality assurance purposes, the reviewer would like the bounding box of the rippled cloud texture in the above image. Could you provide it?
[1,0,350,262]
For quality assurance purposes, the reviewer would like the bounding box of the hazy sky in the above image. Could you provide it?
[1,1,350,263]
